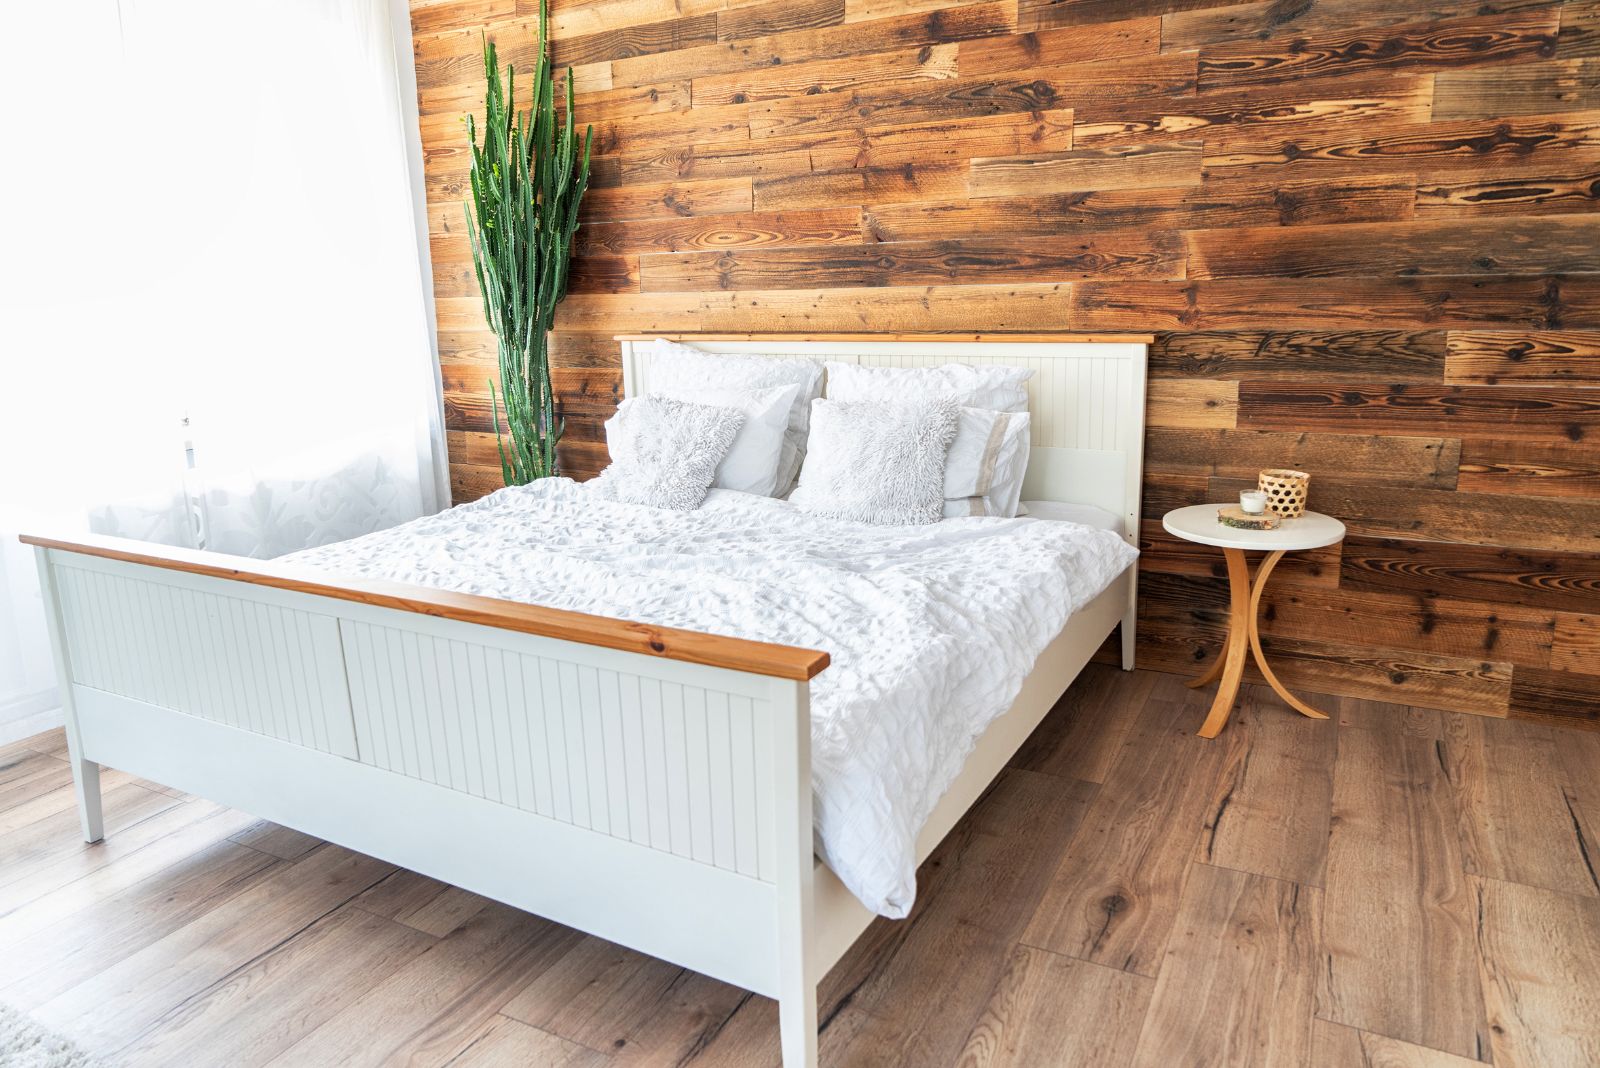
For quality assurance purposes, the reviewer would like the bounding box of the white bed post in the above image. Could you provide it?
[771,676,818,1068]
[33,548,104,842]
[1121,340,1148,672]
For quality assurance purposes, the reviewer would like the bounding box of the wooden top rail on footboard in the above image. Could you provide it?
[21,532,831,681]
[613,332,1157,344]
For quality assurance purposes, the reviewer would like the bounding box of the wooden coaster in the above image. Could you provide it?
[1217,505,1281,530]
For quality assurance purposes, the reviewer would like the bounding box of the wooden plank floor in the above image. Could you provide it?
[2,666,1597,1067]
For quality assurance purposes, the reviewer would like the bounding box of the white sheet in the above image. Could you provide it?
[286,479,1136,917]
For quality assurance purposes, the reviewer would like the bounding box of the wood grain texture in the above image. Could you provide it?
[414,0,1600,729]
[1318,699,1491,1060]
[3,663,1600,1063]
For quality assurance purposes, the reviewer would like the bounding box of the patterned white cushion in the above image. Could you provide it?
[823,361,1033,413]
[789,398,959,526]
[652,382,800,497]
[589,395,744,511]
[648,339,824,494]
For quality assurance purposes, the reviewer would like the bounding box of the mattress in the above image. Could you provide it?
[287,480,1136,918]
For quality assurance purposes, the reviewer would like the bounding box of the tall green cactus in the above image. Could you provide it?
[465,0,592,486]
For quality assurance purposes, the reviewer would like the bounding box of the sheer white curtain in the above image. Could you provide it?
[0,0,447,739]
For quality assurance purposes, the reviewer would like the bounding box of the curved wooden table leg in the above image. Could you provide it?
[1186,631,1230,689]
[1246,550,1331,721]
[1197,548,1252,739]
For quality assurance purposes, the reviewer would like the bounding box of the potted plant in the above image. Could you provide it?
[465,0,592,486]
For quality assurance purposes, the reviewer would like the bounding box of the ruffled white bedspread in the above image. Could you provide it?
[286,478,1136,917]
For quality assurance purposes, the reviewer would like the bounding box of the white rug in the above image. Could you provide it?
[0,1005,99,1068]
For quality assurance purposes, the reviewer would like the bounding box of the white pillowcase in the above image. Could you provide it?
[648,339,824,494]
[589,395,744,511]
[790,398,959,526]
[823,360,1033,414]
[650,382,799,497]
[943,408,1032,518]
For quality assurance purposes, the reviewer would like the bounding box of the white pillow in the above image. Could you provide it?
[823,361,1033,413]
[589,395,744,511]
[648,339,824,493]
[650,382,799,497]
[789,398,959,526]
[942,408,1031,518]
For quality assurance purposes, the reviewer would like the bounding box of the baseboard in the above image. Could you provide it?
[0,688,62,747]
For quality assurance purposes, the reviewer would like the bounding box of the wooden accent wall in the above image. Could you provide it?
[411,0,1600,729]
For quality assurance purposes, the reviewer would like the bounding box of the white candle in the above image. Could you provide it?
[1240,490,1267,514]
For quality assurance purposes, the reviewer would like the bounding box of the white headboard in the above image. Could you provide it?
[615,334,1150,543]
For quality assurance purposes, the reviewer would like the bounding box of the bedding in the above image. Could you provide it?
[286,479,1136,918]
[645,382,799,497]
[648,339,823,494]
[942,408,1030,518]
[589,395,744,511]
[823,360,1032,414]
[789,397,959,526]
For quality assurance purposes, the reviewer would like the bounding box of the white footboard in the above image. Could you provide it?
[27,534,825,1066]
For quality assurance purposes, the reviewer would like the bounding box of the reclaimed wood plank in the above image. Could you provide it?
[690,42,957,105]
[1309,1019,1486,1068]
[970,140,1203,198]
[606,1,1017,88]
[1130,863,1321,1068]
[1509,665,1600,728]
[1235,381,1600,443]
[1197,8,1561,90]
[1434,56,1600,119]
[1074,75,1435,146]
[1022,676,1236,977]
[748,52,1197,140]
[957,946,1154,1066]
[718,0,843,40]
[1070,276,1600,331]
[1188,216,1600,278]
[1475,875,1600,1066]
[1318,700,1491,1060]
[957,16,1161,75]
[1147,379,1238,428]
[1152,330,1447,382]
[1446,330,1600,384]
[1415,159,1600,216]
[581,177,753,222]
[578,207,864,255]
[1139,428,1465,486]
[637,231,1184,291]
[1341,534,1600,613]
[1441,713,1600,896]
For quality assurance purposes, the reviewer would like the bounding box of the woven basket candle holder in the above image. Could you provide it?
[1258,468,1310,519]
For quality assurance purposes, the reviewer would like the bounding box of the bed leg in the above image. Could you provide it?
[779,986,818,1068]
[35,547,104,843]
[772,678,818,1067]
[71,758,104,843]
[1120,568,1138,671]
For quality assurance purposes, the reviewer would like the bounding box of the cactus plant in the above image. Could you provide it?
[464,0,592,486]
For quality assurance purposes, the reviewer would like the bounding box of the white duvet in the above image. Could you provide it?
[287,478,1136,917]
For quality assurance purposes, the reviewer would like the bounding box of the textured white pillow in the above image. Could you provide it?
[649,339,824,493]
[789,398,959,526]
[942,408,1032,517]
[589,395,744,511]
[651,382,800,497]
[823,361,1033,413]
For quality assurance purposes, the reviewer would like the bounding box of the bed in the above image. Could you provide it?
[22,333,1149,1068]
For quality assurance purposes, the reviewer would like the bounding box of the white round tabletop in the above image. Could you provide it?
[1162,503,1346,551]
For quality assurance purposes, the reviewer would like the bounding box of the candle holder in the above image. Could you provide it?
[1258,469,1310,519]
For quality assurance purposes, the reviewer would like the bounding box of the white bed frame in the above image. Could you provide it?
[25,333,1147,1068]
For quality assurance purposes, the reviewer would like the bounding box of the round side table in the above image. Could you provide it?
[1161,504,1346,739]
